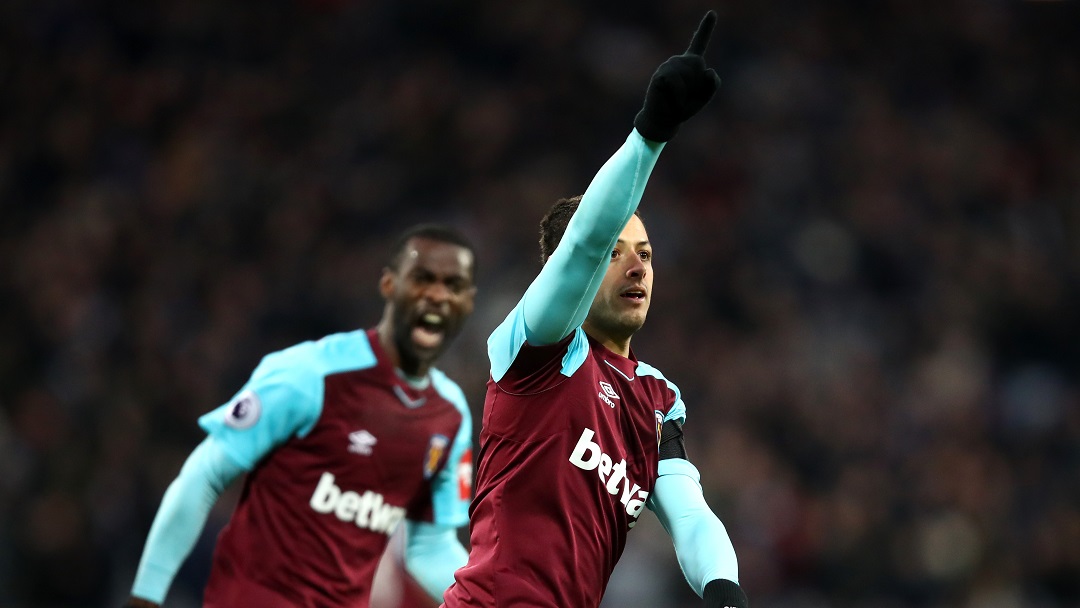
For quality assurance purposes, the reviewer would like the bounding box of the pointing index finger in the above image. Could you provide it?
[686,10,717,56]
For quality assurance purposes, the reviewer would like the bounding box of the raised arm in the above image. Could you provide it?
[490,11,722,369]
[521,133,664,345]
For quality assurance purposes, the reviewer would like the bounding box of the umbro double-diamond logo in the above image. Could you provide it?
[348,430,377,455]
[597,381,620,408]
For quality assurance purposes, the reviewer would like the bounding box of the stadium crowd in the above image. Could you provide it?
[1,1,1078,606]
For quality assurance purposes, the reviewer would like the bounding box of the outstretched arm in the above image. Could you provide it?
[127,437,246,606]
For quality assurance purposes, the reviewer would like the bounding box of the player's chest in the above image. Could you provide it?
[493,357,665,457]
[565,360,666,439]
[557,363,664,526]
[301,375,459,485]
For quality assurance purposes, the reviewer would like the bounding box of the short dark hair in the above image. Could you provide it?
[387,223,477,274]
[538,197,644,264]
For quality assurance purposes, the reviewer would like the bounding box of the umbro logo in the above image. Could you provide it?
[598,381,620,408]
[348,430,377,455]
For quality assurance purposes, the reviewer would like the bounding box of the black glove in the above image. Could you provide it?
[633,10,722,142]
[703,578,749,608]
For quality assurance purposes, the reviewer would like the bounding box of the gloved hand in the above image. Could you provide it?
[633,10,722,142]
[703,578,750,608]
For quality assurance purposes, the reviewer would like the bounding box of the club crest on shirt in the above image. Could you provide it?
[424,434,449,479]
[655,410,664,451]
[223,390,261,429]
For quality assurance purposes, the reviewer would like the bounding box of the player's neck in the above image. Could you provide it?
[583,326,632,358]
[374,319,431,380]
[395,368,430,390]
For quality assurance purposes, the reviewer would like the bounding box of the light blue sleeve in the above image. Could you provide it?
[647,458,739,597]
[130,437,246,603]
[403,520,469,602]
[488,307,592,382]
[197,341,338,469]
[636,361,686,424]
[429,370,473,527]
[488,131,664,379]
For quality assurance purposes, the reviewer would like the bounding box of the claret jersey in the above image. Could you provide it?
[444,309,686,608]
[198,328,472,608]
[444,111,742,607]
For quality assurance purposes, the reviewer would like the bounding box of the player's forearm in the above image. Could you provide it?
[403,520,469,602]
[650,460,740,595]
[522,132,665,344]
[671,506,740,591]
[568,131,665,258]
[130,477,214,603]
[131,438,243,603]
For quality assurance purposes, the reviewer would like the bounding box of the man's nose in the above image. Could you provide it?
[626,256,646,279]
[422,281,453,302]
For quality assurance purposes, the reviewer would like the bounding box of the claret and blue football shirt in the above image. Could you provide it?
[196,328,472,607]
[444,130,695,607]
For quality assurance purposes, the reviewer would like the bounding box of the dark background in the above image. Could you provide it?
[2,1,1079,606]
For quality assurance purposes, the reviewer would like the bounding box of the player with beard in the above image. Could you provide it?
[126,224,478,608]
[442,12,749,608]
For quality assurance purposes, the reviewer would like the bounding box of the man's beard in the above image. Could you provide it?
[589,307,646,342]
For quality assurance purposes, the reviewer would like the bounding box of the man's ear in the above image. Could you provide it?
[379,268,395,298]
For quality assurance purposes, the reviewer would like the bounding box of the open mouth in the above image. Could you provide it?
[620,288,647,303]
[412,312,446,349]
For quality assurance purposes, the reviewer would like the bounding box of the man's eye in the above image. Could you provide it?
[639,251,651,261]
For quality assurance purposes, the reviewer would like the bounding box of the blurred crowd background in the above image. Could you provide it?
[2,0,1079,606]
